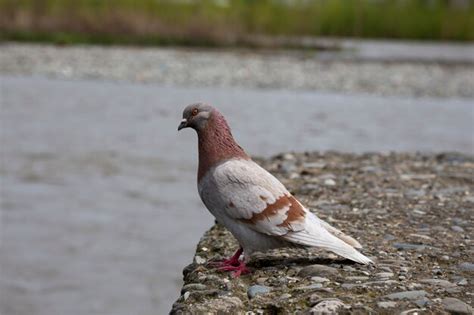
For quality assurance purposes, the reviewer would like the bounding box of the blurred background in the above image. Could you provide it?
[1,1,473,314]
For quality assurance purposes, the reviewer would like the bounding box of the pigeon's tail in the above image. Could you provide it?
[283,214,373,265]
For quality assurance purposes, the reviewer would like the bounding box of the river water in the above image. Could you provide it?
[1,75,473,315]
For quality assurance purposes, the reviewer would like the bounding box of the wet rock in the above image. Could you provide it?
[442,297,473,315]
[297,265,338,278]
[384,290,427,300]
[308,298,347,314]
[247,285,270,299]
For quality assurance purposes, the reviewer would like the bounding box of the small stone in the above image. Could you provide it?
[458,262,474,272]
[420,278,456,288]
[414,297,431,307]
[457,278,468,286]
[194,255,206,264]
[393,243,426,251]
[279,293,292,300]
[376,272,394,279]
[183,291,190,301]
[298,283,323,290]
[181,283,207,294]
[280,161,297,174]
[407,283,423,290]
[298,264,338,278]
[377,301,397,309]
[255,277,267,285]
[324,178,336,186]
[384,290,427,301]
[309,293,322,306]
[310,276,330,283]
[341,283,358,289]
[346,276,369,281]
[308,298,347,314]
[442,297,473,315]
[452,226,465,232]
[247,285,270,299]
[384,234,397,241]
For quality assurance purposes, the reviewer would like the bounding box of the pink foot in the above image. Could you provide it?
[217,262,250,278]
[207,247,243,268]
[207,247,251,277]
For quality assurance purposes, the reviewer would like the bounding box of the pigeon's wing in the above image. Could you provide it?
[202,159,372,264]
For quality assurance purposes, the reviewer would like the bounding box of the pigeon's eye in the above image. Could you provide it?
[191,108,199,116]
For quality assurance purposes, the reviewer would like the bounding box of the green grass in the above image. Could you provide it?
[1,0,473,47]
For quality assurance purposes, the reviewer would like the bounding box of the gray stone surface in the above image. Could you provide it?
[384,290,428,301]
[171,152,474,313]
[442,297,474,315]
[247,285,271,299]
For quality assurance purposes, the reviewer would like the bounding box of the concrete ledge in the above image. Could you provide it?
[171,152,474,314]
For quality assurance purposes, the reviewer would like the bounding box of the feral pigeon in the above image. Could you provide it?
[178,103,373,276]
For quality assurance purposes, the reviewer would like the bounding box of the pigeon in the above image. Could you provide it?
[178,103,373,276]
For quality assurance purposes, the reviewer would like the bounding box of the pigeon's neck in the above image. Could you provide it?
[197,112,249,182]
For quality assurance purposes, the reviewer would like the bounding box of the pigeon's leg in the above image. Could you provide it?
[207,247,243,267]
[217,260,250,278]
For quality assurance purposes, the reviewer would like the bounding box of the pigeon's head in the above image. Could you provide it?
[178,102,215,132]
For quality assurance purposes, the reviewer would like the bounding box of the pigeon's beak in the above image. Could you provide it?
[178,119,188,131]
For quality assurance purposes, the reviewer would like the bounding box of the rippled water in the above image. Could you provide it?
[1,75,473,315]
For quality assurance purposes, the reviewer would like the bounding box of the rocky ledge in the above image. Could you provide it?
[171,152,473,314]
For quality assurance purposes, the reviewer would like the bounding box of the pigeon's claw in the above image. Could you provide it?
[206,247,243,268]
[217,262,250,278]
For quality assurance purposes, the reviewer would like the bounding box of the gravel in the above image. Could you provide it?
[1,43,473,98]
[171,152,474,314]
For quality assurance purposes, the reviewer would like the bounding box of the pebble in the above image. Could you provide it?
[377,301,397,309]
[308,294,322,306]
[384,290,427,301]
[324,178,336,186]
[458,262,474,272]
[376,272,394,279]
[419,278,456,288]
[194,255,206,264]
[297,283,323,290]
[308,299,347,314]
[457,278,468,286]
[310,276,330,283]
[414,297,431,307]
[451,225,465,232]
[247,285,271,299]
[393,243,426,251]
[255,277,267,285]
[442,297,473,315]
[181,283,207,294]
[298,264,338,278]
[346,276,369,281]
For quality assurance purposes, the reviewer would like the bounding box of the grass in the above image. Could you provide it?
[0,0,473,47]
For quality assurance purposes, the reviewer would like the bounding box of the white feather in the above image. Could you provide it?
[199,158,372,264]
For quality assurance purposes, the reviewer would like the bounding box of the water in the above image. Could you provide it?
[1,75,473,315]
